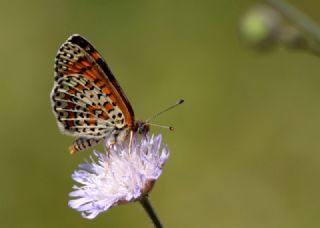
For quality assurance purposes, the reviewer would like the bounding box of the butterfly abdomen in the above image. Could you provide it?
[69,138,102,155]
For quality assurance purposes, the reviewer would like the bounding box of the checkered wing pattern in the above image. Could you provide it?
[51,35,135,153]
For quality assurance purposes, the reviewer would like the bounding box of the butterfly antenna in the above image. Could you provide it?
[148,122,175,131]
[146,99,184,123]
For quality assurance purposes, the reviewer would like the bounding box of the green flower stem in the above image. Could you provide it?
[140,197,163,228]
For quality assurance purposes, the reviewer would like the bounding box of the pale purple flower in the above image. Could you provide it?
[68,134,169,219]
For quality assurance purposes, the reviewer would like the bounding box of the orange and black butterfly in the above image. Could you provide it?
[51,34,183,154]
[51,34,147,154]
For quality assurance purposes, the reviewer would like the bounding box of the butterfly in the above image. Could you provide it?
[51,34,151,154]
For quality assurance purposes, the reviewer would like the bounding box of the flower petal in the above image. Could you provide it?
[68,133,169,219]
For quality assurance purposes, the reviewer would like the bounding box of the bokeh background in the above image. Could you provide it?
[1,0,320,227]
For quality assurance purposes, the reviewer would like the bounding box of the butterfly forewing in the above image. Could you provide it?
[51,35,136,153]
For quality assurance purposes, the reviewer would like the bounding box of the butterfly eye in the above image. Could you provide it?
[138,123,149,135]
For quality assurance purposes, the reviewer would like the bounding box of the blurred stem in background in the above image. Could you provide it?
[238,0,320,56]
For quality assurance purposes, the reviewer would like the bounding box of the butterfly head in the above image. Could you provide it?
[135,120,150,135]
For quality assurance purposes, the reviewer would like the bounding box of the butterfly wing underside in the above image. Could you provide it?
[51,34,135,153]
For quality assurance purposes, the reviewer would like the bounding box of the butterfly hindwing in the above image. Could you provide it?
[52,74,127,138]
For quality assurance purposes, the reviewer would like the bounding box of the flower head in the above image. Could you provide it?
[68,134,169,219]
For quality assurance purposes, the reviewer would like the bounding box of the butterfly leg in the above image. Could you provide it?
[104,140,116,156]
[128,130,134,154]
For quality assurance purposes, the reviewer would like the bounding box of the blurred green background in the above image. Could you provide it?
[1,0,320,227]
